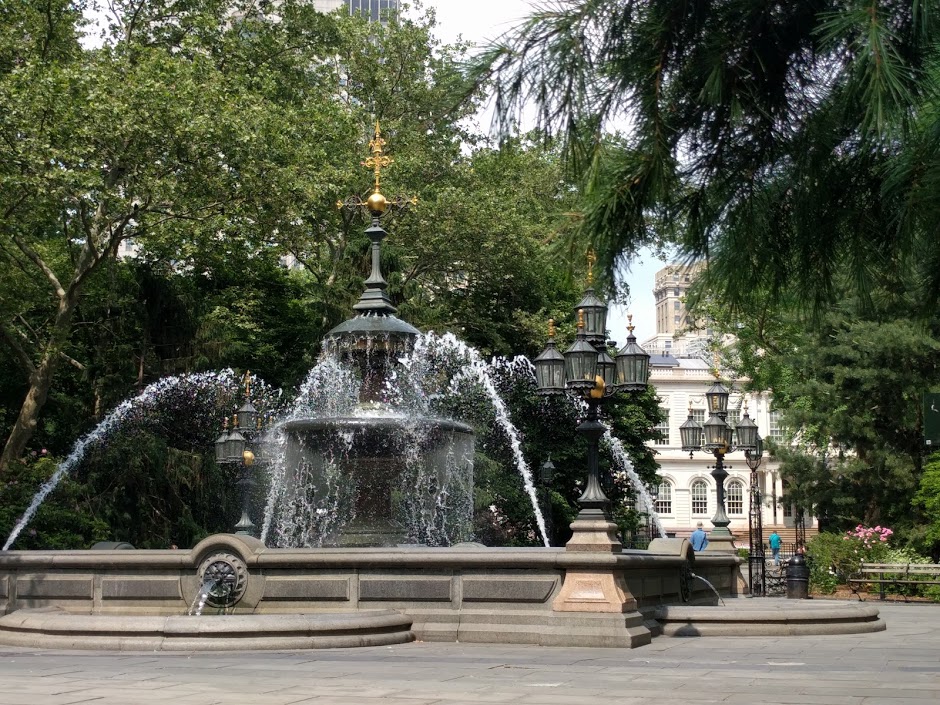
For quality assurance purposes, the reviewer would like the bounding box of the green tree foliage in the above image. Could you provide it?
[706,295,940,541]
[475,1,940,318]
[913,454,940,560]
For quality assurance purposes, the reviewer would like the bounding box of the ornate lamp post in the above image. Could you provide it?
[214,372,266,537]
[530,254,651,621]
[743,423,765,595]
[531,252,650,552]
[678,374,759,552]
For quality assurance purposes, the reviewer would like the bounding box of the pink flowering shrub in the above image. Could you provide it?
[844,525,893,548]
[842,525,893,563]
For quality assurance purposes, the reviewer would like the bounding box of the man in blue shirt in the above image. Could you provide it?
[690,521,708,551]
[769,530,782,565]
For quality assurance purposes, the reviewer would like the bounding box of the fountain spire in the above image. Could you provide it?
[334,122,418,318]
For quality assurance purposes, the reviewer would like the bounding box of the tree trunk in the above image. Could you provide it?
[0,295,78,475]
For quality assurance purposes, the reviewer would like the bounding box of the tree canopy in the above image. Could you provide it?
[475,0,940,317]
[0,1,661,549]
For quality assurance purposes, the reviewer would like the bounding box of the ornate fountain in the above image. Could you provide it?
[0,126,829,654]
[271,124,475,548]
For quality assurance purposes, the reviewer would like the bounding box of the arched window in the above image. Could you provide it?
[655,481,673,515]
[691,479,709,515]
[726,480,745,515]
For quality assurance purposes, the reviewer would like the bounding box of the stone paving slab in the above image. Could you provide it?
[0,603,936,704]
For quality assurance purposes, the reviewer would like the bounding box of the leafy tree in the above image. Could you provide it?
[913,453,940,560]
[474,0,940,318]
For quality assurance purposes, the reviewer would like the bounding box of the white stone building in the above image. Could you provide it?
[641,264,815,546]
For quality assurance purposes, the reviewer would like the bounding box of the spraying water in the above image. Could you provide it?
[3,371,240,550]
[604,429,667,539]
[413,333,550,548]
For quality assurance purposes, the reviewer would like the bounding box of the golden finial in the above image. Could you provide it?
[627,314,635,334]
[586,248,596,287]
[233,413,239,427]
[223,417,229,429]
[242,449,255,467]
[712,351,721,379]
[243,370,251,398]
[577,308,585,330]
[548,318,556,339]
[337,121,416,217]
[363,121,392,195]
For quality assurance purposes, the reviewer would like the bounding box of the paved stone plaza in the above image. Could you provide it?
[0,602,936,705]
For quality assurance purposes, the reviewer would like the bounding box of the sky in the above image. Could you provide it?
[420,1,669,344]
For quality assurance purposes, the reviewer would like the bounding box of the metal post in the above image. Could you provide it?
[794,504,806,549]
[709,451,732,538]
[575,398,610,520]
[748,467,765,595]
[234,463,257,537]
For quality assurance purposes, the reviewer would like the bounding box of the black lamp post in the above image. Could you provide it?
[743,426,765,595]
[540,457,555,547]
[214,372,266,537]
[679,374,760,552]
[531,253,650,551]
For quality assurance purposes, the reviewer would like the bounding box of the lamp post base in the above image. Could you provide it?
[563,510,622,553]
[703,527,737,553]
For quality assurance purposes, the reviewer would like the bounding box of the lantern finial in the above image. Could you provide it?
[244,370,251,398]
[586,248,596,286]
[577,308,585,330]
[627,314,635,334]
[548,318,556,339]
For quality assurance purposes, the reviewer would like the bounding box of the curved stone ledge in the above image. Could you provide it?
[0,609,414,651]
[656,600,885,637]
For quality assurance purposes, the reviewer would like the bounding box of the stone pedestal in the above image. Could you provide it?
[550,512,651,647]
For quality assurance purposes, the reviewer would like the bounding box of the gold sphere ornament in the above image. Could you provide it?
[242,449,255,467]
[367,191,388,214]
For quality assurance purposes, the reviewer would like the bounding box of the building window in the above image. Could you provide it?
[674,315,680,324]
[664,339,672,350]
[692,408,706,446]
[726,480,744,515]
[654,409,670,446]
[655,481,672,514]
[726,407,740,429]
[674,288,680,296]
[768,409,785,442]
[674,300,681,310]
[691,479,709,515]
[781,480,792,518]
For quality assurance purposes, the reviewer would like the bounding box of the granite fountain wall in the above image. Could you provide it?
[0,533,739,648]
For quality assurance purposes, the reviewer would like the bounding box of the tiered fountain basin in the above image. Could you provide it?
[0,534,750,650]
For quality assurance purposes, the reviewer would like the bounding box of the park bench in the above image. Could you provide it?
[847,562,940,601]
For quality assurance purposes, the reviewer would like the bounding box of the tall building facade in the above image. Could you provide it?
[642,264,816,546]
[311,0,399,22]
